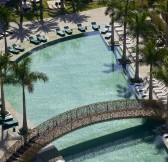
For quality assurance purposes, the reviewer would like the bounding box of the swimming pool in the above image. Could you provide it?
[5,33,167,161]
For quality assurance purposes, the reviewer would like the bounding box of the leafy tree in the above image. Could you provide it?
[11,57,48,134]
[0,6,12,54]
[141,38,168,100]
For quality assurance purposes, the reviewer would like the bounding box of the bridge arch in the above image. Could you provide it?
[7,99,168,162]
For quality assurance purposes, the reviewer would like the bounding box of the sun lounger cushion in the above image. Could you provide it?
[64,26,72,34]
[8,46,20,54]
[105,33,111,39]
[29,36,40,45]
[91,22,100,30]
[77,24,86,32]
[101,25,110,34]
[56,27,65,36]
[12,44,24,51]
[36,34,47,42]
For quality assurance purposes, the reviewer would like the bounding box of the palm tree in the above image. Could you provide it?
[40,0,43,21]
[104,0,120,49]
[11,57,48,134]
[18,0,24,29]
[141,38,168,100]
[0,6,12,54]
[128,10,157,82]
[154,0,168,46]
[141,0,144,9]
[154,56,168,127]
[114,0,135,63]
[0,54,12,117]
[72,0,76,12]
[60,0,65,14]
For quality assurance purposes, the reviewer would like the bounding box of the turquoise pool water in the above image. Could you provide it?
[5,33,167,161]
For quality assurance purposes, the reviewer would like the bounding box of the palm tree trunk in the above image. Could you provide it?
[165,111,168,128]
[20,0,23,29]
[122,0,129,62]
[141,0,144,9]
[111,13,114,50]
[72,0,76,13]
[149,64,153,100]
[134,34,139,81]
[166,23,168,46]
[60,0,65,14]
[40,0,43,21]
[0,74,6,117]
[22,84,28,134]
[4,31,8,55]
[122,21,127,61]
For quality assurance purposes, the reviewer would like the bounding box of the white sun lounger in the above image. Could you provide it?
[154,87,167,93]
[114,23,122,28]
[126,43,136,48]
[153,82,164,87]
[140,90,149,98]
[153,85,166,91]
[126,40,134,44]
[48,4,54,9]
[157,92,168,98]
[115,27,123,32]
[105,33,111,39]
[117,31,124,36]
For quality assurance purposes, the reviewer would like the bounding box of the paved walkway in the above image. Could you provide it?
[0,7,111,50]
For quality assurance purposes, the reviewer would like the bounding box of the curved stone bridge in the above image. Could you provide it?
[6,99,168,162]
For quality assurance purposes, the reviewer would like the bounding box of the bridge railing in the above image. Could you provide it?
[27,99,165,142]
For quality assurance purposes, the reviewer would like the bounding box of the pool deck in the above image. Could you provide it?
[0,7,161,161]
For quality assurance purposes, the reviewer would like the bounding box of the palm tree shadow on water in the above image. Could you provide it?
[116,84,133,99]
[56,120,167,162]
[102,62,121,74]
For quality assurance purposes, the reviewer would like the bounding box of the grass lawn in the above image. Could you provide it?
[10,0,149,22]
[12,0,105,22]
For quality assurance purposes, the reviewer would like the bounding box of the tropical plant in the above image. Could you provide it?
[114,0,135,63]
[0,6,12,54]
[153,0,168,46]
[0,54,12,117]
[40,0,43,21]
[11,57,48,134]
[104,0,120,48]
[128,10,157,82]
[141,38,168,100]
[154,55,168,127]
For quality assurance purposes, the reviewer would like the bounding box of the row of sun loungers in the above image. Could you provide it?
[56,24,88,37]
[150,78,168,104]
[136,77,168,104]
[8,34,47,54]
[113,22,144,62]
[133,77,149,98]
[132,75,168,104]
